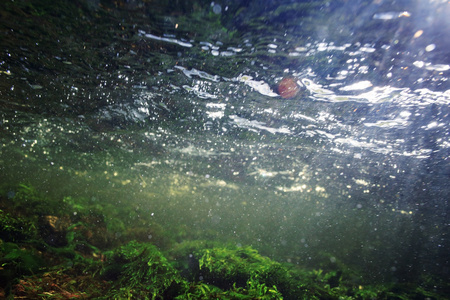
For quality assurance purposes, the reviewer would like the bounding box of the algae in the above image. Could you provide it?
[1,183,448,299]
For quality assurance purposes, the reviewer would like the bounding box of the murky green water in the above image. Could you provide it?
[1,0,449,298]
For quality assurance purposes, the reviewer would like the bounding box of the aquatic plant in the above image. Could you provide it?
[2,183,447,299]
[0,209,37,242]
[241,276,284,299]
[176,282,225,299]
[101,241,186,299]
[11,259,108,299]
[11,183,52,216]
[176,277,283,299]
[0,242,46,293]
[194,246,293,297]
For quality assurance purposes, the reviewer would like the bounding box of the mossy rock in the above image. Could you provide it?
[195,246,291,293]
[0,242,47,289]
[176,280,283,300]
[0,210,38,242]
[10,184,53,216]
[101,241,186,299]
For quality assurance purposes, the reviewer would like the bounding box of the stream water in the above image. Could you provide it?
[1,0,449,285]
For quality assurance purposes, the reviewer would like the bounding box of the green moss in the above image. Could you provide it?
[177,279,283,299]
[238,277,284,299]
[101,241,186,299]
[0,242,47,290]
[0,209,37,242]
[195,246,292,297]
[2,184,447,299]
[11,184,51,216]
[176,282,225,299]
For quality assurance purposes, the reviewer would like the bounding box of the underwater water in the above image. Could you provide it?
[1,0,449,298]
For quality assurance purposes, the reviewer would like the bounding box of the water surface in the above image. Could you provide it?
[1,0,449,287]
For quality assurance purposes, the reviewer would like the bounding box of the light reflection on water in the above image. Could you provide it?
[0,0,449,282]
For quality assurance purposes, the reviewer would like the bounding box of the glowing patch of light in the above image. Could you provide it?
[339,81,373,91]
